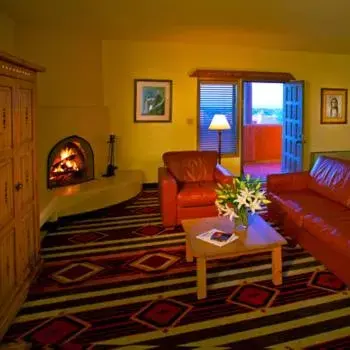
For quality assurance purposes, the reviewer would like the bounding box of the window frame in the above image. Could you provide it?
[196,78,240,158]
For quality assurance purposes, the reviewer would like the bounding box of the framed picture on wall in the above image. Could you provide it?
[320,88,348,124]
[134,79,172,122]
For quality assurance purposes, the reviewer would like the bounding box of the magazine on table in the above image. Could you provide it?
[196,228,239,247]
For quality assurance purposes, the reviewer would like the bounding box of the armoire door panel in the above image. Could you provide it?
[25,206,38,269]
[0,160,14,229]
[15,208,35,281]
[18,88,33,144]
[0,226,16,304]
[17,148,34,212]
[0,86,13,153]
[30,207,39,268]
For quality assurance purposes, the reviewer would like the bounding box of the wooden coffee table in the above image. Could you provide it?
[182,215,287,299]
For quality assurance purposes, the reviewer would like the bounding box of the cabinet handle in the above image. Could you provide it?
[4,181,8,204]
[25,170,29,183]
[15,182,23,191]
[25,107,29,124]
[2,108,6,129]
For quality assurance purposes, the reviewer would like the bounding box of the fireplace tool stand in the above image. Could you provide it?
[103,134,118,177]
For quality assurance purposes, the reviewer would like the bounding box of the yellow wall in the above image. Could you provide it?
[10,28,350,211]
[103,40,350,182]
[14,27,109,211]
[0,13,15,53]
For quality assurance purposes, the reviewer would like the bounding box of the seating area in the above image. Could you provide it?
[158,151,350,288]
[267,156,350,286]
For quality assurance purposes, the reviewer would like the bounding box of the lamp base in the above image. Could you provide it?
[218,130,222,164]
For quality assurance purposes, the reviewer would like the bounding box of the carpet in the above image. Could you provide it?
[3,189,350,349]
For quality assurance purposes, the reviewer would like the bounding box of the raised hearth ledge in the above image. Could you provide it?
[40,170,144,226]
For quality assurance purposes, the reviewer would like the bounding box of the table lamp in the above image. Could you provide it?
[208,114,231,164]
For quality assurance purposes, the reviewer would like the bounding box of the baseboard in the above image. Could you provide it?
[39,197,58,227]
[143,183,158,189]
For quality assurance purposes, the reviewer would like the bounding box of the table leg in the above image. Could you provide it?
[272,246,282,286]
[186,235,193,262]
[197,257,207,299]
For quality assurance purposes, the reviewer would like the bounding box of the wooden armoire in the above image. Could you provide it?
[0,51,44,339]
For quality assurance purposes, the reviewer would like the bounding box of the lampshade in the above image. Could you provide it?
[208,114,231,131]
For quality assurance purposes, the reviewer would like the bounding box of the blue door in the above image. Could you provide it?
[282,81,305,173]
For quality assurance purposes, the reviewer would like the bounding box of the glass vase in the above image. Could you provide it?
[234,208,249,232]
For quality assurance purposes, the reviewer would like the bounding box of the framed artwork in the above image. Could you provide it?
[134,79,172,122]
[320,88,348,124]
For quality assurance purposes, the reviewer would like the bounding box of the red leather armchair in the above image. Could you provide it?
[158,151,234,227]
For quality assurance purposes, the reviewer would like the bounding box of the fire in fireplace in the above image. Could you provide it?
[47,135,94,189]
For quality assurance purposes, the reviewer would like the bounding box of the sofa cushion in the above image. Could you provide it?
[308,156,350,208]
[177,182,217,208]
[163,151,217,183]
[272,189,349,226]
[268,192,304,226]
[303,213,350,259]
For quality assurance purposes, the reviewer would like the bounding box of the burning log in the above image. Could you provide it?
[49,170,77,180]
[51,153,77,172]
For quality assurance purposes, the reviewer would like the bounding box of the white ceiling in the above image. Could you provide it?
[2,0,350,53]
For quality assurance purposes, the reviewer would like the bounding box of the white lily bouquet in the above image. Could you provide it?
[215,175,270,229]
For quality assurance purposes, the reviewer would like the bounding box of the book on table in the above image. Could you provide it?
[196,229,239,247]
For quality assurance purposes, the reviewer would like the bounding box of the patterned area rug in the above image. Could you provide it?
[3,189,350,349]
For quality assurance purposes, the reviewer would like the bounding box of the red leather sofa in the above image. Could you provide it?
[267,156,350,286]
[158,151,233,227]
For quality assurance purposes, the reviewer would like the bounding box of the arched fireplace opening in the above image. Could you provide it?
[47,135,94,189]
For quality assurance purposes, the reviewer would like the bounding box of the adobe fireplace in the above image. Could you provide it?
[47,135,94,189]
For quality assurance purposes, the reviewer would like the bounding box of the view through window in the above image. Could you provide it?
[251,82,283,124]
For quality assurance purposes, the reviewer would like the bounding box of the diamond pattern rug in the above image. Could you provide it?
[2,189,350,349]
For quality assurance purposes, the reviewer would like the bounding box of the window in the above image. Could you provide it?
[198,82,238,155]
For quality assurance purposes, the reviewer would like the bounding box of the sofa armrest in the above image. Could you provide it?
[267,171,310,193]
[214,164,234,185]
[158,167,178,227]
